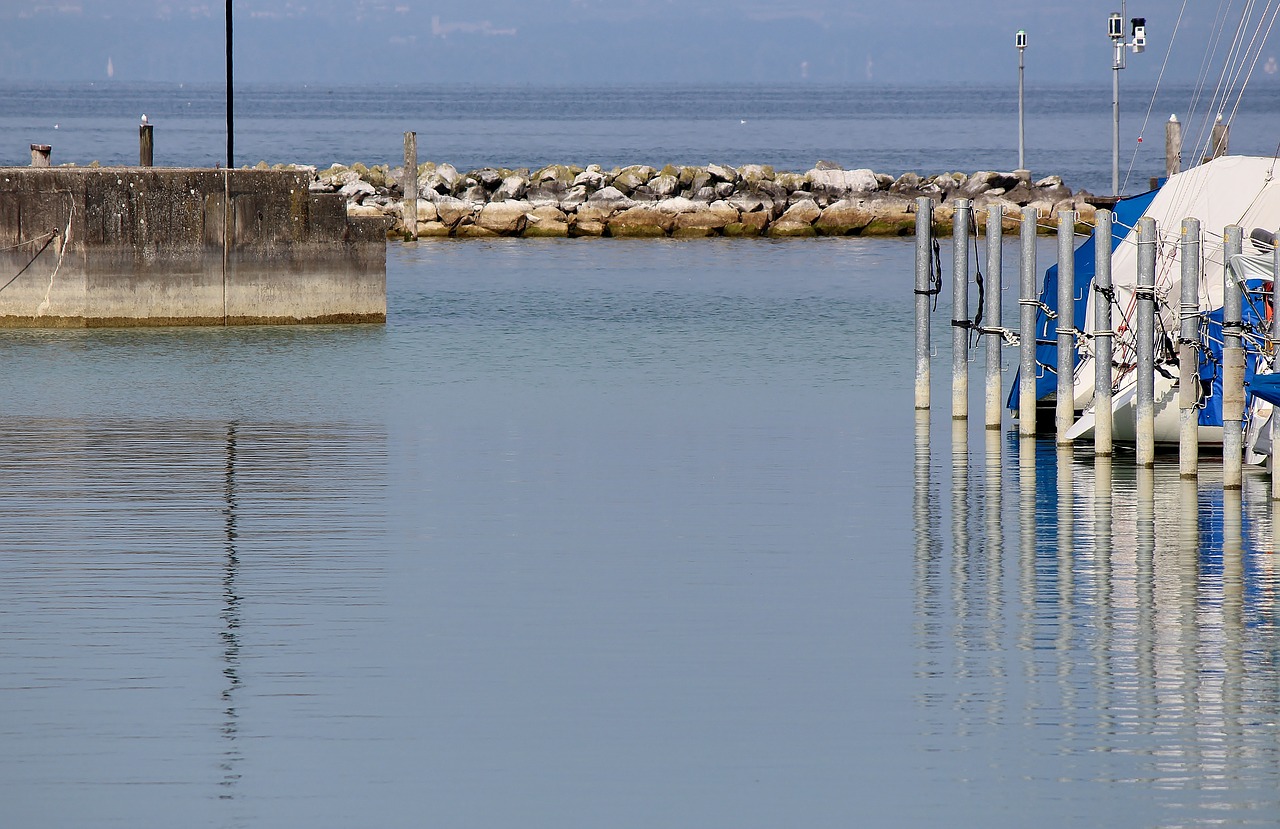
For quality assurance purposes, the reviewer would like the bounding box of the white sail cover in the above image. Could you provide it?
[1076,155,1280,400]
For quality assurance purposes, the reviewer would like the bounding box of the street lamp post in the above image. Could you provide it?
[1109,5,1146,195]
[1016,30,1027,172]
[226,0,234,169]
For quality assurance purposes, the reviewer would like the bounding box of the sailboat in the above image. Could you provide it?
[1009,155,1280,457]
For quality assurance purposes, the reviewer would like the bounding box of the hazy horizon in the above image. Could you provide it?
[2,1,1277,87]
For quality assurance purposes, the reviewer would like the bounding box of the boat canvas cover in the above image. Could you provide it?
[1081,156,1280,356]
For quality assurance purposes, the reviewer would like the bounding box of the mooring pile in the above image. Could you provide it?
[914,197,1280,495]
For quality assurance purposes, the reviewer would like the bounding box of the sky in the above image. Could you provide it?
[0,1,1275,86]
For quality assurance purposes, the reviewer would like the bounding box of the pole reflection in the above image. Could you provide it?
[917,431,1280,819]
[220,422,243,797]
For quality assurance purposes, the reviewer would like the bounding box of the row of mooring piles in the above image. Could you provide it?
[912,194,1280,495]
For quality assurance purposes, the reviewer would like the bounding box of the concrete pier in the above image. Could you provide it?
[0,167,387,327]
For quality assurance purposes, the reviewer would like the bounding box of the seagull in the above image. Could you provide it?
[141,114,148,125]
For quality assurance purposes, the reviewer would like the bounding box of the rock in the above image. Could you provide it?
[455,223,501,239]
[891,172,923,193]
[874,173,894,190]
[572,167,605,189]
[416,221,451,238]
[738,164,774,185]
[576,186,634,222]
[476,201,531,234]
[814,159,843,170]
[559,184,591,212]
[774,172,807,192]
[692,186,717,202]
[434,163,460,190]
[535,164,581,187]
[434,196,474,227]
[769,198,821,236]
[649,174,680,197]
[526,186,563,209]
[339,179,377,201]
[611,165,656,193]
[657,197,700,214]
[808,167,879,194]
[687,169,712,196]
[672,201,739,233]
[495,175,528,201]
[607,205,675,237]
[713,182,735,198]
[727,194,766,214]
[570,217,606,237]
[706,163,738,183]
[474,168,503,189]
[416,201,439,222]
[861,195,918,235]
[961,170,1021,198]
[346,203,382,218]
[524,205,570,238]
[460,184,489,205]
[754,179,789,201]
[814,198,876,235]
[724,211,770,236]
[1035,175,1064,188]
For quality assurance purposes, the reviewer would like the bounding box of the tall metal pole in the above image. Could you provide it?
[1094,209,1114,456]
[1017,31,1027,171]
[226,0,234,169]
[1178,217,1200,478]
[1018,206,1038,436]
[952,199,972,420]
[1136,216,1157,466]
[1112,45,1121,196]
[1223,225,1245,489]
[1056,209,1076,443]
[914,197,934,411]
[986,205,1004,430]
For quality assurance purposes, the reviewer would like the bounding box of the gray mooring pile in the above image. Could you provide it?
[913,196,1280,497]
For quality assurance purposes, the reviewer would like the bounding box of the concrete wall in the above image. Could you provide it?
[0,168,387,327]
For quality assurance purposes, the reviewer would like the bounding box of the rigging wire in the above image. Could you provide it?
[1122,0,1191,194]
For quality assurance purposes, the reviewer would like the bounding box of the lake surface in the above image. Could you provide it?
[0,236,1277,828]
[4,81,1280,195]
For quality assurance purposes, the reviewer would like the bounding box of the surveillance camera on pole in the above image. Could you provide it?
[1109,6,1145,196]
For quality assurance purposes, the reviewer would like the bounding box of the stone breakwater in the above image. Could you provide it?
[301,160,1100,238]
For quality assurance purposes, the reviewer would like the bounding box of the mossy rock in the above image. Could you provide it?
[672,226,719,238]
[455,224,501,239]
[723,222,762,237]
[523,222,570,238]
[862,216,916,236]
[767,223,819,238]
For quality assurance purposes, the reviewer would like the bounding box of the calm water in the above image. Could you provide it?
[0,236,1277,828]
[4,81,1280,194]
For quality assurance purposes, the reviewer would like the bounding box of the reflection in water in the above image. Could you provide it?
[922,425,1280,824]
[0,416,387,821]
[220,423,243,797]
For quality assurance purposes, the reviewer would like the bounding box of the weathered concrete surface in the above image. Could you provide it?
[0,168,387,327]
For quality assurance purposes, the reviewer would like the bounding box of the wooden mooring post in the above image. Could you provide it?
[139,124,154,167]
[402,131,418,240]
[30,144,50,167]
